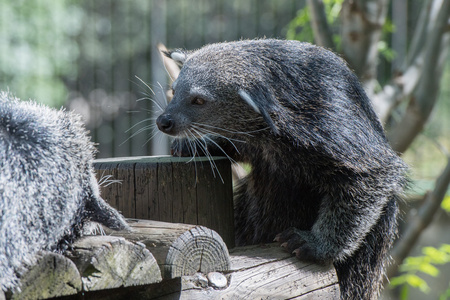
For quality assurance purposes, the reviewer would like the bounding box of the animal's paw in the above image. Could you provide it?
[274,227,329,265]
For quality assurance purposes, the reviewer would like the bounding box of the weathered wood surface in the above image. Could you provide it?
[175,244,340,299]
[103,219,231,279]
[6,220,339,299]
[71,244,340,300]
[6,220,232,299]
[66,235,161,291]
[94,155,235,248]
[8,251,81,300]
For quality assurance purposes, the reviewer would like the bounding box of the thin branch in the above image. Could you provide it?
[406,0,433,67]
[373,0,450,126]
[307,0,335,50]
[388,157,450,278]
[412,0,450,115]
[387,0,450,153]
[340,0,389,90]
[372,0,433,123]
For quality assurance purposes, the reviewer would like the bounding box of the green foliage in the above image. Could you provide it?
[286,0,397,61]
[442,195,450,212]
[0,0,83,107]
[391,244,450,299]
[0,0,158,107]
[378,18,397,62]
[377,40,396,62]
[440,283,450,300]
[286,7,314,43]
[285,0,343,47]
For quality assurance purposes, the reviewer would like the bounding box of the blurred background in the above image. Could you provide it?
[0,0,307,158]
[0,0,449,299]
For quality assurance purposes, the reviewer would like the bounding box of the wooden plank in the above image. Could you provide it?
[213,159,234,248]
[195,158,234,248]
[195,160,217,236]
[157,161,173,222]
[116,162,135,218]
[293,284,341,299]
[170,160,184,223]
[172,159,197,224]
[134,161,157,219]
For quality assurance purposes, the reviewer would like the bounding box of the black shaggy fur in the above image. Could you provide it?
[0,92,129,292]
[157,39,408,299]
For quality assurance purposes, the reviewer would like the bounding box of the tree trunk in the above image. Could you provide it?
[340,0,389,93]
[387,0,450,153]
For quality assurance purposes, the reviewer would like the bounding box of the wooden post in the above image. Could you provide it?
[94,156,234,248]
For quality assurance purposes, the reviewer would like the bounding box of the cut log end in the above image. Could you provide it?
[66,235,161,291]
[10,251,81,300]
[164,226,230,279]
[105,220,231,280]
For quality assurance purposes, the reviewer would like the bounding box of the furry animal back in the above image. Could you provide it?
[0,92,129,292]
[157,39,408,299]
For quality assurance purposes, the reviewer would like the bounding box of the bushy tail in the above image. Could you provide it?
[85,195,130,231]
[83,171,130,231]
[335,195,399,299]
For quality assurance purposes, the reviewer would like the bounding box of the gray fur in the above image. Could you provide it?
[159,39,408,299]
[0,92,129,292]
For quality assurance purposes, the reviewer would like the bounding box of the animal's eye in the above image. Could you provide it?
[191,97,205,105]
[171,88,175,96]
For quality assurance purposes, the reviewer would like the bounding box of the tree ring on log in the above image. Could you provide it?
[164,226,230,279]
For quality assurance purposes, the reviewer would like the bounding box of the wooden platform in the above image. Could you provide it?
[3,156,340,299]
[4,220,339,300]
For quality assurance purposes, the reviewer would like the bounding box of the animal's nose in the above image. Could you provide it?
[156,114,174,134]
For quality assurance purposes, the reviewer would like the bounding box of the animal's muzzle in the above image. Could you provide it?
[156,114,174,134]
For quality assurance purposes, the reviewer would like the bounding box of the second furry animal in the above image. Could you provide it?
[157,39,408,299]
[0,92,129,292]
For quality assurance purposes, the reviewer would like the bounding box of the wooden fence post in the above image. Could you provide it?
[94,156,235,248]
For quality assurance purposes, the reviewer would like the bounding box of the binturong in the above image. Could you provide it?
[156,39,408,299]
[0,92,129,292]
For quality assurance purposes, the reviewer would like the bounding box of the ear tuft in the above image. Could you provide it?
[238,90,261,114]
[238,89,280,135]
[164,49,188,66]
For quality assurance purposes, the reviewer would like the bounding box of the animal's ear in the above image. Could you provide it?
[238,89,280,135]
[163,49,188,66]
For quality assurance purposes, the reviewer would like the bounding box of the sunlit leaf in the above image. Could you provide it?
[441,195,450,212]
[418,263,439,277]
[423,247,450,264]
[390,275,408,287]
[406,274,430,293]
